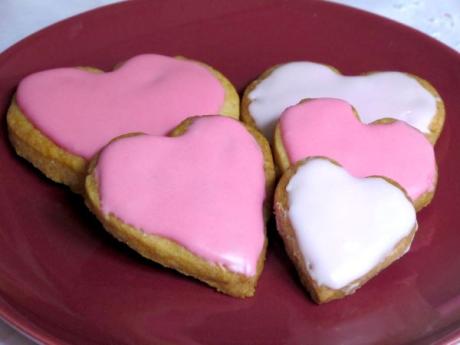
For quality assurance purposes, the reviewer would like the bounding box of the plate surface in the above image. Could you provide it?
[1,1,460,344]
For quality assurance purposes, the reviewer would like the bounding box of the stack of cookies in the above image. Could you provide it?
[6,55,444,303]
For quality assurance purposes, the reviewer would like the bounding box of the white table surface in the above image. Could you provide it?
[0,0,459,344]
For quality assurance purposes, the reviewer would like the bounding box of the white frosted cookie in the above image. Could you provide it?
[242,61,445,143]
[274,157,417,303]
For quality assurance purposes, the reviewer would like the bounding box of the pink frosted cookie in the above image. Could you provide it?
[7,54,239,192]
[85,115,275,297]
[274,98,437,211]
[275,157,417,303]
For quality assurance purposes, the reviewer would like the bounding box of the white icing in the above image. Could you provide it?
[248,62,438,139]
[286,158,417,290]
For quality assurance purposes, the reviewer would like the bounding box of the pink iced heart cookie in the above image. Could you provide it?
[7,54,239,192]
[274,98,437,210]
[85,116,275,297]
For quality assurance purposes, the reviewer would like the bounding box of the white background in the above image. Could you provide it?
[0,0,458,344]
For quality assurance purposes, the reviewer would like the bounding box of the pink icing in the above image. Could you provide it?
[16,54,225,159]
[96,116,266,276]
[279,98,436,201]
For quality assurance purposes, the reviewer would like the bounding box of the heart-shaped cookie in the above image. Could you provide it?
[7,54,239,192]
[274,98,437,210]
[85,116,275,297]
[274,157,417,303]
[242,61,444,143]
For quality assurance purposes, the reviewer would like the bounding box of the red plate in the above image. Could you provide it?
[1,1,460,344]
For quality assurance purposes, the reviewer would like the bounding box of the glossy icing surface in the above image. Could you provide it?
[96,116,266,276]
[16,54,225,159]
[286,158,417,289]
[248,61,438,139]
[279,98,436,201]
